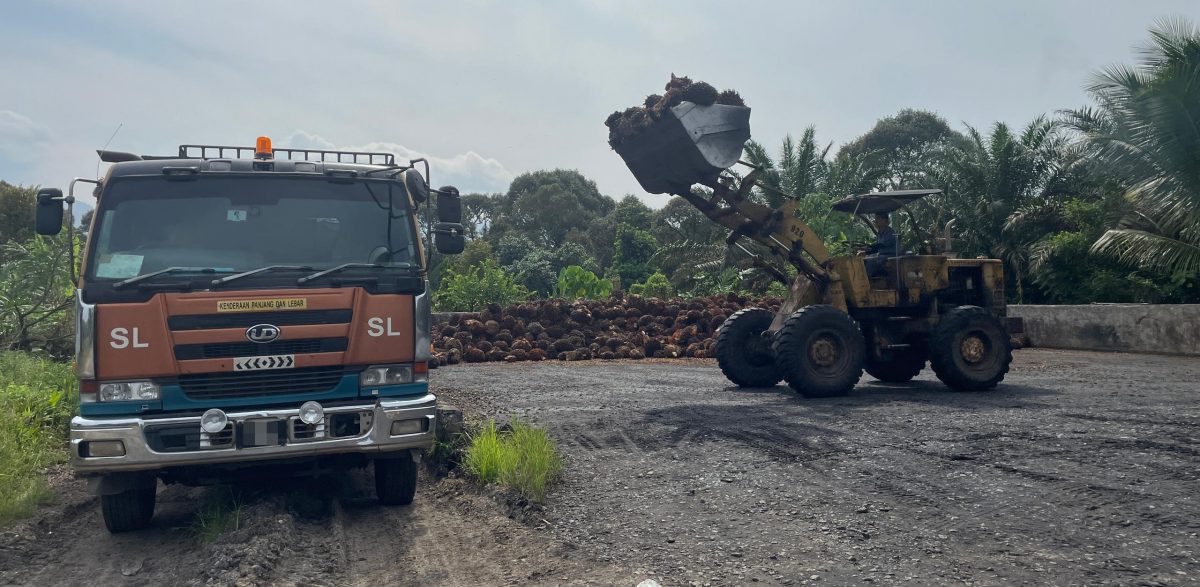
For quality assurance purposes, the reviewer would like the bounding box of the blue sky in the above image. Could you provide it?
[1,0,1196,206]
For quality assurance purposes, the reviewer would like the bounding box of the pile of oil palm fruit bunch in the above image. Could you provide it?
[430,293,782,365]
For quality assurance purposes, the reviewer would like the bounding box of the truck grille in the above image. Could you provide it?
[174,337,348,360]
[168,309,352,331]
[178,366,347,399]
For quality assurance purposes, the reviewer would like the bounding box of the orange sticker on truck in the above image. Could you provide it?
[216,298,308,312]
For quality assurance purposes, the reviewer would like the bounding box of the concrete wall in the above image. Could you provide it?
[1009,304,1200,356]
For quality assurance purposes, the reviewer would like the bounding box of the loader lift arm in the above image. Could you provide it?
[676,166,831,285]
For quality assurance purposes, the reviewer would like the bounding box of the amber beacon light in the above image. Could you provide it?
[254,136,273,159]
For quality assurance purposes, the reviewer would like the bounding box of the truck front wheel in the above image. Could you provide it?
[375,455,418,506]
[101,486,156,533]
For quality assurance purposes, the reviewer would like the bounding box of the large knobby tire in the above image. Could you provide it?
[865,345,926,383]
[929,306,1012,391]
[101,487,156,533]
[375,456,418,505]
[772,305,865,398]
[716,308,783,387]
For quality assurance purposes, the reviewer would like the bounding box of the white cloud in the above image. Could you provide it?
[283,130,514,194]
[0,110,51,160]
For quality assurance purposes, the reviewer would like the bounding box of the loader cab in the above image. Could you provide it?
[830,189,947,308]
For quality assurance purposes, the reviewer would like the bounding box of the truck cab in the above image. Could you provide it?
[34,139,465,532]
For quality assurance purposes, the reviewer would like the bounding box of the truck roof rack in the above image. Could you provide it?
[176,145,397,166]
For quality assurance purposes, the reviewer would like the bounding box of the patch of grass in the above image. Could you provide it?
[463,419,563,502]
[0,352,76,525]
[192,486,245,542]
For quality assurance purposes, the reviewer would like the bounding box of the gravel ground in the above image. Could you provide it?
[434,349,1200,586]
[0,348,1196,586]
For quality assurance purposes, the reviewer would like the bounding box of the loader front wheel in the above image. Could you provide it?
[772,305,864,398]
[929,306,1011,391]
[716,308,782,387]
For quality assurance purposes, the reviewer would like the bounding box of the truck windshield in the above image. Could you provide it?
[86,176,418,281]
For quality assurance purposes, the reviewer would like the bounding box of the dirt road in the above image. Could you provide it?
[434,349,1200,586]
[1,348,1197,586]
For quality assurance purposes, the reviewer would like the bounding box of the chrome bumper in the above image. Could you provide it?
[70,394,437,474]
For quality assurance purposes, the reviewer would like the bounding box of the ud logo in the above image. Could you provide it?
[245,324,281,343]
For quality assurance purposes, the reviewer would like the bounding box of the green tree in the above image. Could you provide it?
[611,224,658,287]
[836,109,965,190]
[629,271,674,299]
[498,170,615,247]
[1062,18,1200,276]
[0,182,37,250]
[461,192,500,239]
[0,235,75,354]
[582,195,653,270]
[930,117,1079,301]
[434,259,528,312]
[554,265,612,299]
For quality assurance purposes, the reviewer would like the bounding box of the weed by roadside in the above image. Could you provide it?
[464,419,563,503]
[0,352,76,525]
[192,486,246,542]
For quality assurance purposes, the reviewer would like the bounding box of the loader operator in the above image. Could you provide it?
[864,212,898,276]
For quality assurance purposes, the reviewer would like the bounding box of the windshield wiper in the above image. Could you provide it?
[113,267,228,289]
[297,262,413,285]
[211,265,314,287]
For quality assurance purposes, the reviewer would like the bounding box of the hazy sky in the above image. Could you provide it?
[2,1,1195,206]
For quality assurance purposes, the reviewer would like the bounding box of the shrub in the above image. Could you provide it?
[434,259,529,312]
[463,419,563,503]
[629,271,674,299]
[554,265,612,300]
[0,352,76,524]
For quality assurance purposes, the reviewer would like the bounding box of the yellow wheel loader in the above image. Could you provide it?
[610,99,1018,397]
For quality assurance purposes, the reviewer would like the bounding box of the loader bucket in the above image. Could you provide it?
[614,102,751,194]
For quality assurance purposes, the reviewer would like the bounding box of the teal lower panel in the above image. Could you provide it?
[362,382,429,398]
[160,374,363,411]
[80,399,162,417]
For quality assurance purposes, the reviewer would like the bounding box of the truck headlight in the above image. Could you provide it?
[99,381,160,402]
[360,365,412,388]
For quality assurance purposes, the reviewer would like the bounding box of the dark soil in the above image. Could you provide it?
[2,349,1196,586]
[434,349,1200,586]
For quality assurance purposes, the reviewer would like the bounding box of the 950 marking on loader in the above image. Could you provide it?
[233,355,295,371]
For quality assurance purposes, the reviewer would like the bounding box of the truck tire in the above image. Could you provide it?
[772,305,864,398]
[375,456,418,506]
[929,306,1012,391]
[865,345,926,383]
[101,487,156,533]
[716,308,783,387]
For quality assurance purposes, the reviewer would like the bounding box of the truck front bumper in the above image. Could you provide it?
[70,394,437,475]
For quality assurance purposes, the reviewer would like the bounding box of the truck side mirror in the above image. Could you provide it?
[434,223,465,254]
[35,188,65,235]
[436,186,462,224]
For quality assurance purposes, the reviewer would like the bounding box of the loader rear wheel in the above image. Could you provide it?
[375,455,418,506]
[772,305,864,398]
[716,308,783,387]
[929,306,1011,391]
[865,344,926,383]
[101,486,156,533]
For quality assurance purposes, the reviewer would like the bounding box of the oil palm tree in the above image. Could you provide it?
[932,117,1077,301]
[1062,17,1200,275]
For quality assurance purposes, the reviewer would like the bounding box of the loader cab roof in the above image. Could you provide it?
[830,189,943,214]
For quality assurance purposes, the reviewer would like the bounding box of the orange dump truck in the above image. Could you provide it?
[34,139,466,532]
